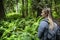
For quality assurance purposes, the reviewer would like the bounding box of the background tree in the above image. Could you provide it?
[0,0,5,19]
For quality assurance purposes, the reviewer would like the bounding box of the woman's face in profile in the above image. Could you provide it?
[41,10,46,17]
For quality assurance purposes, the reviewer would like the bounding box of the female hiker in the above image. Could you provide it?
[38,8,59,40]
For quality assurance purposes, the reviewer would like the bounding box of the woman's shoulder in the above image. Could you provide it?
[40,18,49,24]
[39,19,49,27]
[40,20,48,24]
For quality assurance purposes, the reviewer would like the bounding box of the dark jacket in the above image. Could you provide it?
[38,18,59,40]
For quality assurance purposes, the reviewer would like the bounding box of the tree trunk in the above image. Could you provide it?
[16,0,18,14]
[37,8,42,17]
[37,0,42,17]
[22,0,25,17]
[25,0,28,17]
[0,0,5,19]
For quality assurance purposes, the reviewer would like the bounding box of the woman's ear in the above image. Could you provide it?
[45,13,48,16]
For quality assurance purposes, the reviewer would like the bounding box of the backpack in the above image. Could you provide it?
[43,20,58,40]
[56,27,60,40]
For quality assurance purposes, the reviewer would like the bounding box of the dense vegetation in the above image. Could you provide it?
[0,0,60,40]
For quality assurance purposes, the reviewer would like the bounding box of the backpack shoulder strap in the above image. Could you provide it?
[43,20,49,24]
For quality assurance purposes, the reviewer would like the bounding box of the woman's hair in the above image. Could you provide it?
[42,8,55,30]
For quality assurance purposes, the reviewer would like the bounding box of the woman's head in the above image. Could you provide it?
[41,8,51,18]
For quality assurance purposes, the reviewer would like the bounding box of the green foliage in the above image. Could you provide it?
[6,12,21,19]
[0,16,42,40]
[52,11,58,19]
